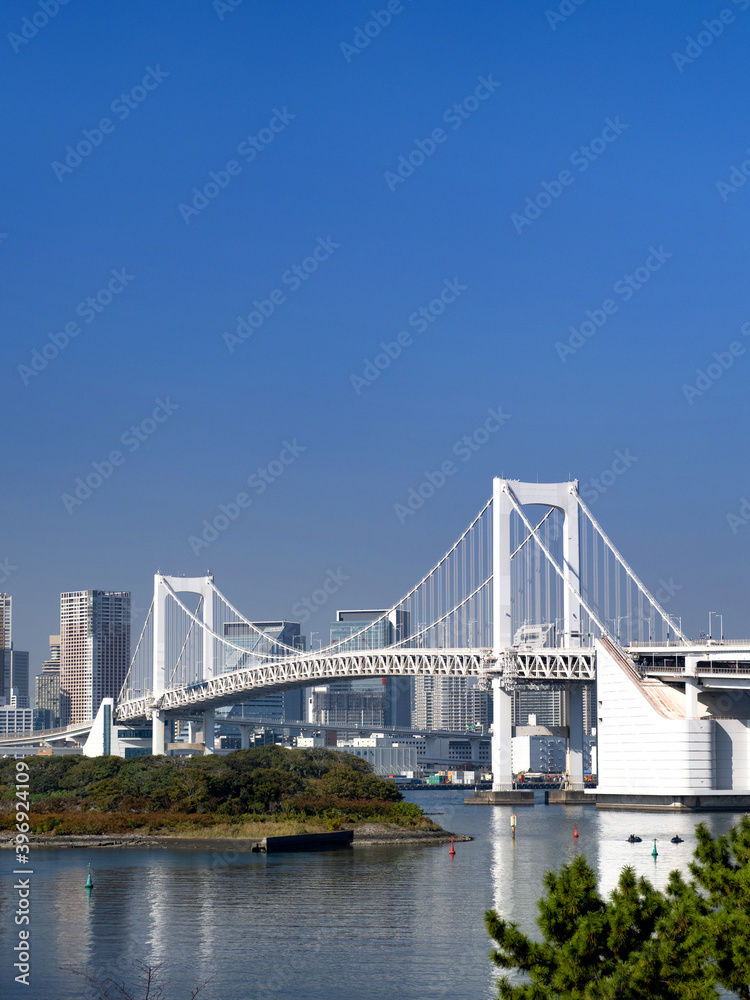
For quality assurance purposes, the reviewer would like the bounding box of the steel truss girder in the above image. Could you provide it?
[115,647,598,722]
[490,649,596,683]
[115,649,487,721]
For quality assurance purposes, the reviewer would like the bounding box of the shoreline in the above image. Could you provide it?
[0,825,473,851]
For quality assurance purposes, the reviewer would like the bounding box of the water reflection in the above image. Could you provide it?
[12,797,749,1000]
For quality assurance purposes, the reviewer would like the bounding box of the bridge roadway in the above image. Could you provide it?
[115,646,599,723]
[116,640,750,724]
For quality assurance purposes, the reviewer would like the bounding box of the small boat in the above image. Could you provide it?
[670,835,684,844]
[627,834,642,843]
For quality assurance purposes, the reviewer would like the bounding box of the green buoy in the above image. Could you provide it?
[651,839,658,859]
[85,863,94,890]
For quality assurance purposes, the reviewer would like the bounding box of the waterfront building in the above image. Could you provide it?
[334,735,417,775]
[0,697,33,735]
[60,591,130,724]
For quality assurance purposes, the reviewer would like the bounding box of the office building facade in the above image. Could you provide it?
[323,609,412,728]
[34,635,62,729]
[413,675,491,731]
[221,621,304,727]
[60,591,130,724]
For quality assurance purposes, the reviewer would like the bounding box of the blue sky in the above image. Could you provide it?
[3,0,750,674]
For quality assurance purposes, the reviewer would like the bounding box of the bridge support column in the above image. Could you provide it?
[564,685,584,791]
[685,655,701,718]
[239,725,252,750]
[203,709,215,754]
[152,710,166,755]
[491,677,513,791]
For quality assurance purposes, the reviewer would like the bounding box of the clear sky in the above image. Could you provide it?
[3,0,750,677]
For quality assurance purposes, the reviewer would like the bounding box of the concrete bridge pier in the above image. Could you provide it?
[152,710,166,755]
[491,676,513,791]
[203,709,215,754]
[239,725,253,750]
[684,654,701,718]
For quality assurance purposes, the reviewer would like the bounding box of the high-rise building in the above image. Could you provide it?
[4,650,29,708]
[60,591,130,724]
[0,593,11,654]
[324,610,412,727]
[413,676,491,731]
[307,686,386,727]
[0,596,30,708]
[512,688,564,728]
[221,621,304,726]
[34,635,61,728]
[0,593,12,704]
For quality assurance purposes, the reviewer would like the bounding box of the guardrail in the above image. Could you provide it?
[642,661,750,674]
[629,640,750,648]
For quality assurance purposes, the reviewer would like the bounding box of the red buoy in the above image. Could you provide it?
[574,823,579,839]
[449,837,456,856]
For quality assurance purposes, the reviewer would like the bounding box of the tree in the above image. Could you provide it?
[64,961,213,999]
[485,854,717,999]
[690,815,750,1000]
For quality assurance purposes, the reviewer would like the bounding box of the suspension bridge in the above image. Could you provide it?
[101,478,750,808]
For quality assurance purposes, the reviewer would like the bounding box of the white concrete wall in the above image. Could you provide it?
[511,736,531,773]
[596,642,715,794]
[715,719,750,789]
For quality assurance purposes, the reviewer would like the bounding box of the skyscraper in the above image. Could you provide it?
[325,610,412,727]
[0,593,10,654]
[221,621,304,725]
[60,591,130,724]
[413,675,491,731]
[34,635,61,728]
[0,593,30,709]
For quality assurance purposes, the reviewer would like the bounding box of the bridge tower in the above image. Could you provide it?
[491,479,586,791]
[152,573,215,754]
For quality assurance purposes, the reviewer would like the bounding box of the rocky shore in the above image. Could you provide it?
[0,825,472,851]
